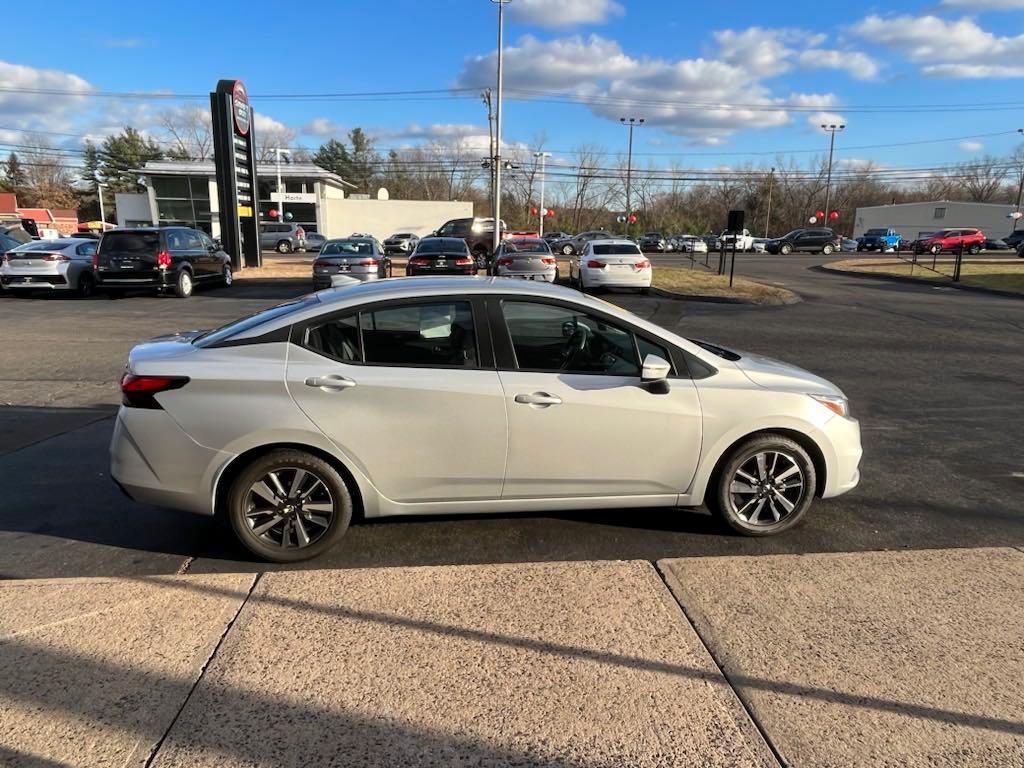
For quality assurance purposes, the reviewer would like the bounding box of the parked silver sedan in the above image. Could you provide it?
[312,238,386,288]
[492,237,558,282]
[1,238,99,297]
[111,277,862,563]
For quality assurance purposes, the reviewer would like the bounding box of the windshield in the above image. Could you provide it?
[505,240,550,253]
[194,296,321,347]
[593,244,642,255]
[12,240,78,251]
[321,241,374,256]
[780,230,803,239]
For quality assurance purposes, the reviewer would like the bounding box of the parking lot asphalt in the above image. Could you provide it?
[1,253,1022,579]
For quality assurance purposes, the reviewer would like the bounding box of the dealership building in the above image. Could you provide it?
[853,200,1021,240]
[114,160,472,243]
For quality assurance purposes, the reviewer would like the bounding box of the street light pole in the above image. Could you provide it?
[96,182,106,229]
[491,0,510,257]
[620,117,644,237]
[482,89,495,211]
[274,147,291,222]
[821,124,845,229]
[534,151,551,237]
[1014,127,1024,233]
[764,167,775,238]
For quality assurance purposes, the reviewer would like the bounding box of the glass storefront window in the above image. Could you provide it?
[156,199,195,224]
[152,177,191,199]
[190,178,210,199]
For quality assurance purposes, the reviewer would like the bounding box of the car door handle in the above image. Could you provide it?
[305,375,357,391]
[514,392,562,407]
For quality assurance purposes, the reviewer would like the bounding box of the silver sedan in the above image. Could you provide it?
[1,238,99,296]
[312,238,386,288]
[111,277,862,562]
[492,238,558,282]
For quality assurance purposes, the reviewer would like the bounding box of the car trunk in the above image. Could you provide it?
[97,232,161,280]
[5,249,64,274]
[316,255,379,277]
[501,253,552,273]
[408,252,475,273]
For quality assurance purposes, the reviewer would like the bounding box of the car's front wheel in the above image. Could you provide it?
[708,434,816,536]
[561,244,574,256]
[222,264,233,286]
[227,449,353,562]
[822,244,834,255]
[779,243,792,255]
[77,272,95,298]
[277,240,292,254]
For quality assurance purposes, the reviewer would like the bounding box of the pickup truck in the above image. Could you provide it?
[856,228,902,252]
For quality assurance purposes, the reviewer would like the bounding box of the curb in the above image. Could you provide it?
[817,263,1023,300]
[650,286,801,306]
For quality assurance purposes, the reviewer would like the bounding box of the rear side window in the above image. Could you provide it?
[76,242,97,256]
[305,315,361,363]
[100,232,160,254]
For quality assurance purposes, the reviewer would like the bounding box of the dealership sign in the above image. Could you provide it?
[211,79,260,269]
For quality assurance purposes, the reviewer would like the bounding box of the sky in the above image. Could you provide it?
[3,0,1024,174]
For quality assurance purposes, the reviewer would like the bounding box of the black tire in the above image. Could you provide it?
[856,246,863,252]
[780,243,792,255]
[706,434,816,536]
[276,240,292,254]
[561,244,574,256]
[227,449,353,563]
[968,244,980,255]
[222,264,233,286]
[173,269,194,298]
[930,245,941,256]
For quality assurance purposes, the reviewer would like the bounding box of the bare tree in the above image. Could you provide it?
[18,134,76,209]
[159,106,213,160]
[255,125,298,162]
[956,156,1007,203]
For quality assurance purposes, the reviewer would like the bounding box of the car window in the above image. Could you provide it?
[304,314,361,363]
[193,295,321,347]
[359,302,477,368]
[185,231,203,249]
[166,231,188,251]
[501,301,646,376]
[99,231,160,254]
[76,242,98,256]
[593,244,642,255]
[201,234,215,249]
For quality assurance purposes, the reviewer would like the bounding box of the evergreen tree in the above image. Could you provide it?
[99,127,163,192]
[312,139,351,177]
[4,153,28,192]
[81,140,101,184]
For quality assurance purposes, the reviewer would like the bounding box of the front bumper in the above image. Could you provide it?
[819,414,862,499]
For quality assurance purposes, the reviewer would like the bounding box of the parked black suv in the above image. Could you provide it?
[639,232,667,252]
[766,228,842,255]
[94,227,232,298]
[434,217,506,264]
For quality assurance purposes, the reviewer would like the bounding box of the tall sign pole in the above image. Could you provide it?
[211,79,260,269]
[491,0,510,257]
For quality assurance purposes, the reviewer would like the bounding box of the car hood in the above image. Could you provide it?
[732,350,843,397]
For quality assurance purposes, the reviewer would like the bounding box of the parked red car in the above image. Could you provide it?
[914,228,985,255]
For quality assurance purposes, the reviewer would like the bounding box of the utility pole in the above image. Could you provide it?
[1014,127,1024,233]
[620,117,644,237]
[534,151,551,237]
[764,167,775,238]
[491,0,510,257]
[482,89,495,210]
[821,124,845,229]
[96,182,106,228]
[274,147,291,222]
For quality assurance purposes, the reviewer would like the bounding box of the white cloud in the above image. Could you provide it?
[508,0,623,28]
[808,112,848,131]
[254,113,291,134]
[302,118,345,137]
[456,32,852,142]
[852,14,1024,78]
[102,38,142,48]
[0,60,92,133]
[959,140,984,152]
[798,49,880,80]
[939,0,1024,8]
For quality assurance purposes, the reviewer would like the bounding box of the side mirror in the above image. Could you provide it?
[641,354,671,394]
[641,354,671,382]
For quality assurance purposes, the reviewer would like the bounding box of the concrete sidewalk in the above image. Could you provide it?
[1,549,1022,767]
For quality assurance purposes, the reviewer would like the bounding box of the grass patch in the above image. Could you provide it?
[829,258,1024,295]
[651,266,796,304]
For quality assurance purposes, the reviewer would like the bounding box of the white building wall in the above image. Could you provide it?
[854,201,1019,240]
[114,193,155,227]
[321,198,474,241]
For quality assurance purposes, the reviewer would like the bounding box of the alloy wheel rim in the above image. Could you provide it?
[728,451,804,526]
[224,267,232,285]
[243,467,334,548]
[181,273,192,293]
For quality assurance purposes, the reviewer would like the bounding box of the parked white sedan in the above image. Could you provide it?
[1,237,99,297]
[569,239,653,293]
[680,236,708,254]
[110,277,861,562]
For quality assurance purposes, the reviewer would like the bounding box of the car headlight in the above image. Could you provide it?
[809,393,849,418]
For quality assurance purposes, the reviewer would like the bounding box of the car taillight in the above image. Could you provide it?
[91,252,99,267]
[496,257,513,266]
[313,259,327,268]
[157,251,171,269]
[586,260,606,269]
[120,373,189,409]
[635,260,651,269]
[296,227,305,238]
[541,257,556,265]
[409,257,428,266]
[358,259,379,267]
[454,256,474,265]
[1,252,9,265]
[42,253,70,262]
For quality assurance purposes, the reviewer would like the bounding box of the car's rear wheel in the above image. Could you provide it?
[930,244,941,255]
[561,244,574,256]
[174,269,193,298]
[968,244,981,255]
[222,264,233,286]
[822,244,834,255]
[277,240,292,254]
[227,449,353,562]
[77,272,95,298]
[708,434,816,536]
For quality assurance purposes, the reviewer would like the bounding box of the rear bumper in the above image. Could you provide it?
[495,269,556,282]
[1,275,70,289]
[406,267,477,276]
[97,271,171,289]
[110,407,230,515]
[581,268,652,288]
